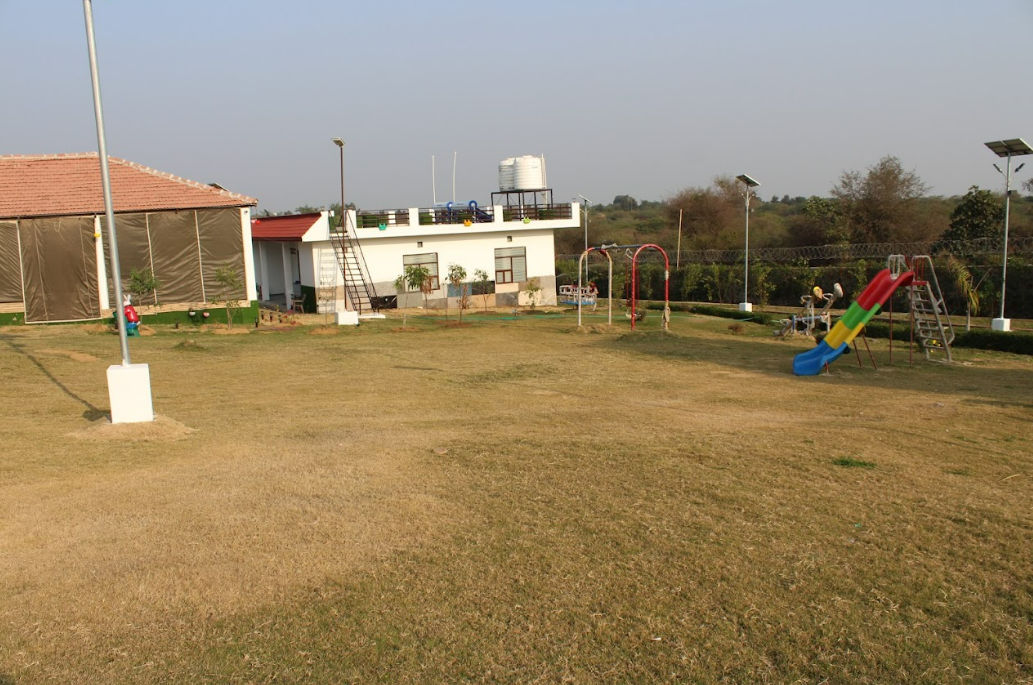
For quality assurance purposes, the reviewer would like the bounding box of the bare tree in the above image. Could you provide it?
[831,156,930,242]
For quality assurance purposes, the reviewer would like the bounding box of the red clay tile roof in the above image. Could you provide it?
[251,212,321,240]
[0,153,257,219]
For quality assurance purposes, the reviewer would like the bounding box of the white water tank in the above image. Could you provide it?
[498,157,516,191]
[498,155,545,191]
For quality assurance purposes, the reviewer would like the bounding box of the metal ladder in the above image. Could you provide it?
[907,255,954,362]
[329,213,378,313]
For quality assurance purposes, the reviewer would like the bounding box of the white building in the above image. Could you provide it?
[251,199,581,313]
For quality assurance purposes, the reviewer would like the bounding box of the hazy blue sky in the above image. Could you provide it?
[2,1,1031,212]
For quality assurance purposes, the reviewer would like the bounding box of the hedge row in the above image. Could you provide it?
[563,256,1033,320]
[0,303,259,328]
[644,301,1033,356]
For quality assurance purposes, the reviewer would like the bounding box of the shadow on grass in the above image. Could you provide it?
[0,334,108,421]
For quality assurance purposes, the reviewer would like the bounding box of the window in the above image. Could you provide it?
[402,252,439,290]
[494,246,526,284]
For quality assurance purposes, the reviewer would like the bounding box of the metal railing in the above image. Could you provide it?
[501,203,573,222]
[356,209,411,229]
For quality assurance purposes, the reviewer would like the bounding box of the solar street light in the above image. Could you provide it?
[736,174,760,312]
[984,138,1033,332]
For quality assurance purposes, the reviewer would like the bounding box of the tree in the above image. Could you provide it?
[944,255,981,331]
[612,194,639,210]
[473,269,492,312]
[395,264,430,326]
[214,267,244,329]
[831,156,930,242]
[784,196,846,246]
[665,177,742,250]
[445,263,468,322]
[941,186,1003,244]
[127,268,160,308]
[523,277,542,310]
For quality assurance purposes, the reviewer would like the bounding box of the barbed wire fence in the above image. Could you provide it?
[558,236,1033,266]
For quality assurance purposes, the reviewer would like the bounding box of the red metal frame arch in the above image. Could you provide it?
[629,244,670,331]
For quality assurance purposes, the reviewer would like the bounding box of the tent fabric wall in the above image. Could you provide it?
[198,208,246,300]
[102,208,243,305]
[146,210,204,304]
[19,216,99,322]
[6,207,245,321]
[0,221,22,303]
[104,212,153,305]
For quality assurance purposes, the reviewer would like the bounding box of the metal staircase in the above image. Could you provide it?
[329,213,378,313]
[907,255,954,362]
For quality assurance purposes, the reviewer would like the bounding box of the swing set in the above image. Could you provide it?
[577,243,670,331]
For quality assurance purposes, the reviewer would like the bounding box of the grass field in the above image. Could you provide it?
[1,310,1031,683]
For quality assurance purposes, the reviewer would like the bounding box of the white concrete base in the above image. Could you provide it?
[335,310,359,326]
[991,317,1011,332]
[738,302,753,312]
[359,313,387,320]
[107,363,154,424]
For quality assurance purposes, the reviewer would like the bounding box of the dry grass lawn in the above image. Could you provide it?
[1,310,1031,683]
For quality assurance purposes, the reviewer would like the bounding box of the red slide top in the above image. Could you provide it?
[856,269,914,310]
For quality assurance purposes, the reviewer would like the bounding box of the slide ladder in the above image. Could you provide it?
[908,255,954,362]
[329,214,379,313]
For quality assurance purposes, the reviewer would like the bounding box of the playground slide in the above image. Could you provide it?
[793,268,914,376]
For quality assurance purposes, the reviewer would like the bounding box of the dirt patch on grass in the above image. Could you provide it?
[211,327,250,335]
[69,414,196,442]
[37,348,99,362]
[309,325,339,335]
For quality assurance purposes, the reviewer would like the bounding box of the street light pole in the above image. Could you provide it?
[575,194,591,294]
[984,138,1032,332]
[332,137,348,311]
[736,174,760,312]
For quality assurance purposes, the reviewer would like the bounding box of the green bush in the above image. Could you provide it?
[954,328,1033,355]
[643,301,779,325]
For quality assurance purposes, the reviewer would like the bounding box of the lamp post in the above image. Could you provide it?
[984,138,1032,332]
[331,137,348,311]
[736,174,760,312]
[575,194,591,295]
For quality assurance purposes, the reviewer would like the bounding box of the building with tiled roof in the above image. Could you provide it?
[0,153,258,322]
[0,153,256,219]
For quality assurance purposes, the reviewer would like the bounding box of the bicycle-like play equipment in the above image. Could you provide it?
[775,282,843,339]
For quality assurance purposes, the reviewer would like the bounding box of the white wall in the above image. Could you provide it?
[241,207,258,301]
[358,228,556,298]
[346,205,578,307]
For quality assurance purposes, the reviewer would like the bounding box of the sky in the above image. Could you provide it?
[2,0,1032,213]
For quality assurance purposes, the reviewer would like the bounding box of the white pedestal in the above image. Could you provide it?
[335,310,359,326]
[738,302,753,312]
[991,318,1011,332]
[107,363,154,424]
